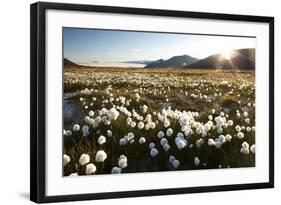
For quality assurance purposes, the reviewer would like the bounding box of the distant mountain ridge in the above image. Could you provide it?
[145,55,198,68]
[64,48,255,70]
[187,48,255,70]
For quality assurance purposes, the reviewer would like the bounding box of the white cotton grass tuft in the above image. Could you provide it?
[107,130,112,137]
[166,128,173,137]
[208,138,215,146]
[218,135,226,144]
[127,132,135,141]
[169,155,176,164]
[214,139,222,149]
[95,150,107,162]
[142,105,148,113]
[64,130,72,137]
[194,157,200,166]
[245,118,250,124]
[150,148,159,157]
[149,142,155,149]
[135,93,140,100]
[172,160,180,169]
[85,163,96,175]
[129,139,135,144]
[130,121,136,128]
[126,117,132,124]
[250,144,256,154]
[228,120,233,126]
[73,124,80,132]
[108,107,120,120]
[111,166,122,174]
[235,125,241,132]
[196,138,204,148]
[163,143,171,152]
[240,148,249,155]
[246,127,251,132]
[175,137,187,150]
[82,125,89,137]
[149,122,156,129]
[63,154,70,166]
[118,155,128,168]
[137,121,145,129]
[160,138,168,146]
[119,138,127,146]
[144,124,150,130]
[157,131,165,139]
[225,134,232,142]
[88,110,95,117]
[236,112,241,118]
[176,132,184,138]
[240,141,250,154]
[79,154,90,166]
[237,132,244,139]
[163,120,170,128]
[98,135,106,145]
[139,137,146,144]
[69,173,78,176]
[167,155,180,169]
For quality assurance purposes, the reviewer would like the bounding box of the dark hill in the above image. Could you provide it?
[187,48,255,70]
[64,58,78,67]
[145,55,198,68]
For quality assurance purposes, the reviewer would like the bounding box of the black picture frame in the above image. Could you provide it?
[30,2,274,203]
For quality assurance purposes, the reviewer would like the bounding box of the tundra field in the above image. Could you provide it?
[63,67,255,176]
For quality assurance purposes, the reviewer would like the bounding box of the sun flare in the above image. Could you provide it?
[221,49,234,60]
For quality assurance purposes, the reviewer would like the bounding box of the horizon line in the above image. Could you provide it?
[65,47,256,65]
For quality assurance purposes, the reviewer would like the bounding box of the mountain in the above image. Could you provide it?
[145,55,198,68]
[122,60,154,65]
[187,48,255,70]
[64,58,78,67]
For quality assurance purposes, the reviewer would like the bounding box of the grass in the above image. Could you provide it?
[63,66,255,176]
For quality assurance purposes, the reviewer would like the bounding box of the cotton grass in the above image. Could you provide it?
[79,154,90,166]
[63,154,70,166]
[95,150,107,162]
[85,163,96,175]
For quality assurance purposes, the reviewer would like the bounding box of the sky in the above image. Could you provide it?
[63,28,256,65]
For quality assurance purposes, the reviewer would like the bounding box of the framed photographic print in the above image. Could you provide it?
[30,2,274,203]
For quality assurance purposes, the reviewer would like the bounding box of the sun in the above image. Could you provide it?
[220,49,234,60]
